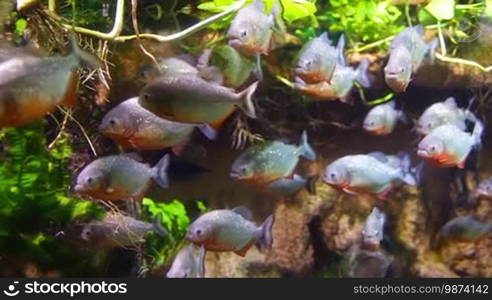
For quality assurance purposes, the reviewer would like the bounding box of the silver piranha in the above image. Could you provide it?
[384,25,438,92]
[230,130,316,185]
[186,207,274,257]
[0,35,101,127]
[474,177,492,199]
[74,154,170,202]
[323,153,417,199]
[99,97,216,152]
[438,215,492,243]
[166,244,206,278]
[363,101,405,136]
[416,97,478,135]
[139,74,258,128]
[417,121,483,168]
[295,59,370,103]
[362,207,386,249]
[79,213,167,248]
[295,33,345,84]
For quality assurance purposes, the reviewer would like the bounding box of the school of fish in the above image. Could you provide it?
[1,0,491,278]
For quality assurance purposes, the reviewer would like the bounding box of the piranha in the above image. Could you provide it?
[416,97,478,135]
[347,246,393,278]
[99,97,216,152]
[139,54,224,85]
[267,174,318,196]
[0,35,101,127]
[474,177,492,199]
[295,33,345,84]
[363,101,406,136]
[208,45,256,88]
[384,25,438,92]
[438,215,492,243]
[139,74,258,129]
[227,0,278,80]
[186,207,274,257]
[74,154,170,202]
[79,213,167,248]
[295,59,370,103]
[166,244,206,278]
[417,121,483,168]
[230,130,316,185]
[361,207,386,250]
[323,153,417,199]
[227,0,274,57]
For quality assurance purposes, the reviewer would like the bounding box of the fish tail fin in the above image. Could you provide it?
[355,59,371,88]
[197,124,218,140]
[152,214,168,237]
[472,118,484,147]
[237,81,259,119]
[306,175,319,195]
[256,215,274,252]
[69,34,102,69]
[298,130,316,160]
[152,154,170,189]
[198,245,206,278]
[398,153,418,186]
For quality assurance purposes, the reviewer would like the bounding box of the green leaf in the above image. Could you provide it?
[14,18,27,37]
[486,0,492,18]
[281,0,317,23]
[425,0,455,20]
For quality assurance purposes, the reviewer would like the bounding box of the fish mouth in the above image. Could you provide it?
[229,171,244,180]
[417,149,430,157]
[228,39,242,49]
[73,184,84,193]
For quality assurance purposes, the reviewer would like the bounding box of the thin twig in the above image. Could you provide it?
[48,109,69,150]
[131,0,160,69]
[435,52,492,72]
[57,106,98,157]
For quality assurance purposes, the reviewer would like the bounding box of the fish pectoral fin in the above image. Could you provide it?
[234,245,251,257]
[342,187,359,196]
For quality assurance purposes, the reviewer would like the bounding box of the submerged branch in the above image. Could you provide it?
[114,0,246,42]
[435,53,492,72]
[47,0,125,40]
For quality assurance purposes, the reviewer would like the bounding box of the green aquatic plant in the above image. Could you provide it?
[142,198,207,271]
[319,0,405,46]
[0,123,104,276]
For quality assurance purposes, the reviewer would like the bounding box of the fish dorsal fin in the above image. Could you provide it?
[413,24,424,36]
[443,97,457,108]
[320,32,331,44]
[367,152,388,163]
[253,0,266,12]
[232,206,253,220]
[336,34,346,66]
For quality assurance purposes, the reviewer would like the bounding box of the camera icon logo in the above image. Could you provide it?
[3,281,20,297]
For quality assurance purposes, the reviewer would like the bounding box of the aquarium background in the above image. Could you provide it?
[0,0,492,278]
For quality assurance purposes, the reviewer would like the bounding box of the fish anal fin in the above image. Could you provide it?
[61,72,78,107]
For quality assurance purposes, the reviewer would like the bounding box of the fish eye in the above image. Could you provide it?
[426,122,433,129]
[183,272,189,278]
[87,177,94,184]
[109,119,116,126]
[430,146,436,152]
[240,30,247,38]
[142,93,150,101]
[195,229,202,236]
[306,60,312,68]
[400,67,405,73]
[330,173,336,179]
